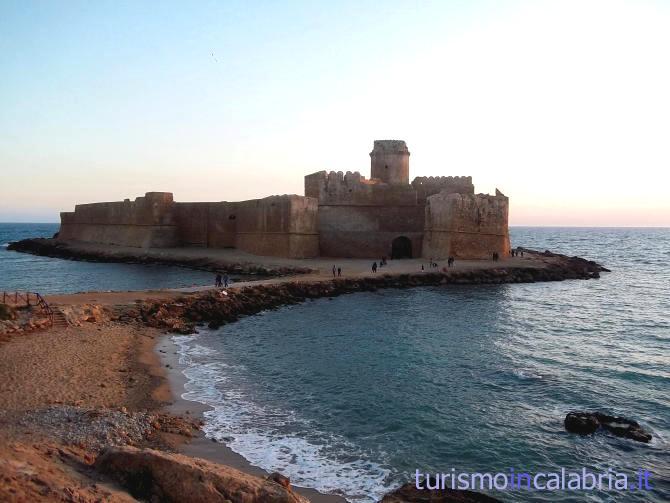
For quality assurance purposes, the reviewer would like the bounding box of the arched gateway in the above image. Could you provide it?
[391,236,412,259]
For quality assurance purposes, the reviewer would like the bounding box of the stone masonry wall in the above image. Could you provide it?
[305,170,424,257]
[411,176,474,203]
[232,195,319,258]
[422,190,510,259]
[58,192,179,248]
[59,193,319,258]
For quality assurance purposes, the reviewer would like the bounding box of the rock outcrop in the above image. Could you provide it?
[95,446,309,503]
[564,411,652,443]
[379,483,502,502]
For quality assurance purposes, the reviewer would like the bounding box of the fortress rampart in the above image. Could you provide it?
[411,176,474,203]
[59,192,179,248]
[56,140,510,260]
[59,193,319,258]
[422,190,510,259]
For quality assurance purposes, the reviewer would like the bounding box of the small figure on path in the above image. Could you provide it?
[223,273,229,288]
[372,262,378,273]
[332,265,336,278]
[337,267,342,277]
[215,274,222,287]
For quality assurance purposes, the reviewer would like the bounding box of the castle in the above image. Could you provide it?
[57,140,510,260]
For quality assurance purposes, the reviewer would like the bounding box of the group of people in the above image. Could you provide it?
[421,256,455,271]
[332,265,342,277]
[510,248,524,257]
[492,251,500,262]
[371,256,388,273]
[215,273,230,288]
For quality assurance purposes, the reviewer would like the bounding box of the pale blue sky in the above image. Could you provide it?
[2,0,669,225]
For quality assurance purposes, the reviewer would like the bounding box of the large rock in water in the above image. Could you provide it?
[95,446,309,503]
[564,411,652,443]
[379,483,502,502]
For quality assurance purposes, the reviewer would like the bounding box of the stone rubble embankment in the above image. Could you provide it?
[128,251,607,334]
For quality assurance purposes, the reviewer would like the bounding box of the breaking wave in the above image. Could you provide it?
[172,334,395,502]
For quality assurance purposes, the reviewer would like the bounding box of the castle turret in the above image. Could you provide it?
[370,140,410,185]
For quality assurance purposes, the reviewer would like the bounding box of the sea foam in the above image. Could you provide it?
[172,334,394,503]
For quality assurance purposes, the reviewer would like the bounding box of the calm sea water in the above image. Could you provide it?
[0,223,217,293]
[171,228,670,502]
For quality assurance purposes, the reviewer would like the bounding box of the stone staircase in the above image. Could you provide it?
[51,308,69,329]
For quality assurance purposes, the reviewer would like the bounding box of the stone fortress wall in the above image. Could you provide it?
[58,192,179,248]
[56,140,510,260]
[59,194,320,258]
[303,141,509,259]
[422,189,510,260]
[304,169,424,257]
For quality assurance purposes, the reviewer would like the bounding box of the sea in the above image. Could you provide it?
[0,223,216,293]
[2,224,669,501]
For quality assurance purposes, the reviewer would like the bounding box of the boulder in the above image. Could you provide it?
[564,411,652,443]
[95,446,309,503]
[564,412,599,435]
[379,483,502,502]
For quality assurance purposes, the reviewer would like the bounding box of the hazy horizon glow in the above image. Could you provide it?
[2,0,669,226]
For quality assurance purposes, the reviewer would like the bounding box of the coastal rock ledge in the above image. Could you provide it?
[95,446,309,503]
[564,411,652,443]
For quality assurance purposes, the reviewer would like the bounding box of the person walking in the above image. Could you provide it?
[372,262,377,273]
[332,265,336,278]
[337,267,342,277]
[215,274,222,287]
[223,273,229,288]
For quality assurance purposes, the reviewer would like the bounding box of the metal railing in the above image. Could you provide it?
[1,291,54,327]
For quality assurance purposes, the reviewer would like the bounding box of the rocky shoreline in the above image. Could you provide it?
[126,251,608,334]
[7,238,311,276]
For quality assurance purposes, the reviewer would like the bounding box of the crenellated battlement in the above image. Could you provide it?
[411,176,474,202]
[305,170,367,197]
[305,168,417,207]
[411,175,473,186]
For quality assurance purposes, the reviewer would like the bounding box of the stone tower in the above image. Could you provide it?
[370,140,410,185]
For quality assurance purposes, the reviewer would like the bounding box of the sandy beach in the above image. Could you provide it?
[0,297,345,502]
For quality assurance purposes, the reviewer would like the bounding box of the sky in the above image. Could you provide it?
[1,0,669,226]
